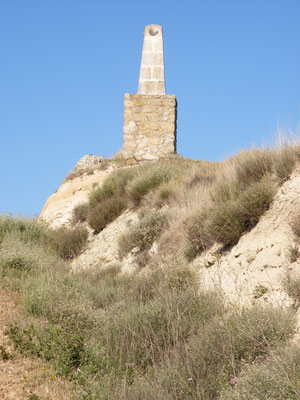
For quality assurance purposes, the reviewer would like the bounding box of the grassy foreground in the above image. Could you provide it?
[1,143,300,399]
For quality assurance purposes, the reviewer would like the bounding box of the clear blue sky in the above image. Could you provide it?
[1,0,299,217]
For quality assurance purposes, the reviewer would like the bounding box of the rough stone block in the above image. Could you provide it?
[123,94,177,161]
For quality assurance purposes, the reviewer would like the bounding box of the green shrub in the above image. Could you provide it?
[205,200,245,246]
[0,345,10,360]
[48,227,88,259]
[219,346,300,400]
[7,323,86,376]
[237,178,277,229]
[227,306,294,361]
[118,210,168,259]
[2,257,32,271]
[184,211,213,260]
[72,202,89,224]
[28,394,40,400]
[127,167,173,204]
[287,245,299,263]
[98,267,223,370]
[1,256,33,287]
[0,217,48,245]
[211,179,277,246]
[125,306,295,400]
[253,284,268,298]
[158,187,173,201]
[88,167,135,208]
[85,168,136,232]
[185,178,277,256]
[87,197,126,232]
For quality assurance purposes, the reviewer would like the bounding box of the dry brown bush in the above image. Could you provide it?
[87,197,126,233]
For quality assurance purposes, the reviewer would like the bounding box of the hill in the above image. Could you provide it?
[1,145,300,399]
[40,148,300,310]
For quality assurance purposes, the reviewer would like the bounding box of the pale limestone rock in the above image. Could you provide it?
[194,165,300,311]
[38,168,112,229]
[75,154,103,170]
[71,210,139,271]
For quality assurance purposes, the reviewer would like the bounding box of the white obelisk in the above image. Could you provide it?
[138,24,166,95]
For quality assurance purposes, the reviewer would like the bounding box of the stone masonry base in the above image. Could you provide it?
[123,93,177,162]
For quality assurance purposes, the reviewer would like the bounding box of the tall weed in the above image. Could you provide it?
[118,210,168,259]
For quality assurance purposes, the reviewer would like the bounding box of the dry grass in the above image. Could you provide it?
[3,140,300,399]
[126,162,176,204]
[87,197,127,233]
[71,202,89,224]
[1,216,299,399]
[118,210,168,259]
[0,216,88,263]
[157,143,300,260]
[79,157,207,233]
[63,152,129,184]
[219,346,300,400]
[282,272,300,306]
[47,227,88,259]
[63,163,107,183]
[0,289,79,400]
[290,210,300,238]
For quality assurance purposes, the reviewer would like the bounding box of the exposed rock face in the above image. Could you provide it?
[71,210,139,272]
[195,165,300,310]
[38,160,139,269]
[75,155,104,170]
[123,93,177,161]
[38,168,111,229]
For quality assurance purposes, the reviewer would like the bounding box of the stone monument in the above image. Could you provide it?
[123,24,177,162]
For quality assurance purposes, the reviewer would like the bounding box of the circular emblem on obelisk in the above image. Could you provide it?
[148,27,158,36]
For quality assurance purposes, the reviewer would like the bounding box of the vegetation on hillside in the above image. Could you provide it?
[1,142,300,399]
[73,143,300,263]
[1,216,299,399]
